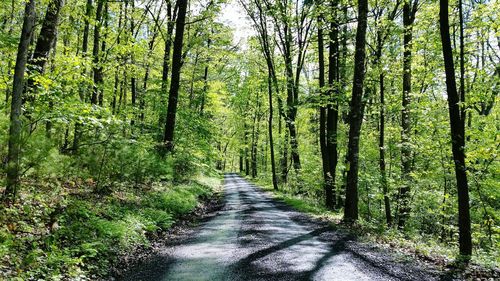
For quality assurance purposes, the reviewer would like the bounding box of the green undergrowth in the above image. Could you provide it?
[0,174,221,280]
[248,174,499,271]
[252,176,342,222]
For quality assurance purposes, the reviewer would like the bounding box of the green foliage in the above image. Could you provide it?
[0,176,220,280]
[0,0,498,277]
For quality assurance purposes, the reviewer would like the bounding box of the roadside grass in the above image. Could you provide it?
[253,177,343,222]
[0,174,222,280]
[247,174,500,273]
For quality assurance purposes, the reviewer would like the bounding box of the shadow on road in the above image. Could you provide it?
[115,173,442,281]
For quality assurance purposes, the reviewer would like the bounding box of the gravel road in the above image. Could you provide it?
[117,173,442,281]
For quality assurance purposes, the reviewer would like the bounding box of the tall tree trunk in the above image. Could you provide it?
[326,0,340,209]
[26,0,64,89]
[379,72,392,225]
[337,4,348,206]
[24,0,64,130]
[244,121,250,176]
[98,1,108,107]
[317,13,331,206]
[129,0,137,126]
[344,0,368,223]
[283,22,301,176]
[159,1,175,134]
[162,1,174,93]
[163,0,188,152]
[110,2,123,114]
[281,126,289,182]
[200,35,211,116]
[91,0,105,105]
[373,1,400,227]
[45,34,58,137]
[438,0,472,258]
[131,75,137,124]
[268,72,278,190]
[398,0,417,228]
[82,0,92,56]
[458,0,466,128]
[112,70,119,114]
[3,0,36,205]
[251,104,257,178]
[200,64,209,115]
[251,93,262,178]
[239,149,243,173]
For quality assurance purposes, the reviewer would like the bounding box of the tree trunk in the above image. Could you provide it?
[281,126,289,182]
[163,0,188,152]
[379,72,392,226]
[98,1,108,107]
[283,22,301,176]
[268,72,278,190]
[317,13,331,206]
[251,102,257,178]
[111,69,120,111]
[200,35,211,116]
[244,121,250,176]
[438,0,472,258]
[337,4,348,206]
[159,2,175,132]
[398,0,416,228]
[82,0,92,55]
[326,0,340,209]
[129,0,137,125]
[239,150,244,173]
[344,0,368,223]
[200,64,209,115]
[91,0,105,105]
[373,15,393,226]
[3,0,36,204]
[131,75,137,124]
[27,0,64,87]
[24,0,64,128]
[458,0,466,129]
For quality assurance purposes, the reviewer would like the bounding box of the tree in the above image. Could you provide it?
[158,0,176,133]
[258,0,313,182]
[163,0,189,152]
[325,0,340,209]
[317,4,330,207]
[344,0,368,222]
[26,0,64,91]
[23,0,64,134]
[91,0,105,105]
[3,0,36,204]
[399,0,419,228]
[369,0,401,226]
[267,71,278,190]
[438,0,472,258]
[240,0,283,189]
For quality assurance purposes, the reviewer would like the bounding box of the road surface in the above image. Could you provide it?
[117,174,439,281]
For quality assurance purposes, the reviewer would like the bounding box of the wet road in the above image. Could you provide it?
[117,174,436,281]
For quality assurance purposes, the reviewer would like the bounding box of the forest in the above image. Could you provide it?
[0,0,498,279]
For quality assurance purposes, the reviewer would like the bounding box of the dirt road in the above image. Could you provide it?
[117,174,440,281]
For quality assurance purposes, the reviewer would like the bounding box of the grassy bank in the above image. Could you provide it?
[0,175,222,280]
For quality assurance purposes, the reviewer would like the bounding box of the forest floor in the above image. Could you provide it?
[0,175,223,280]
[113,173,495,281]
